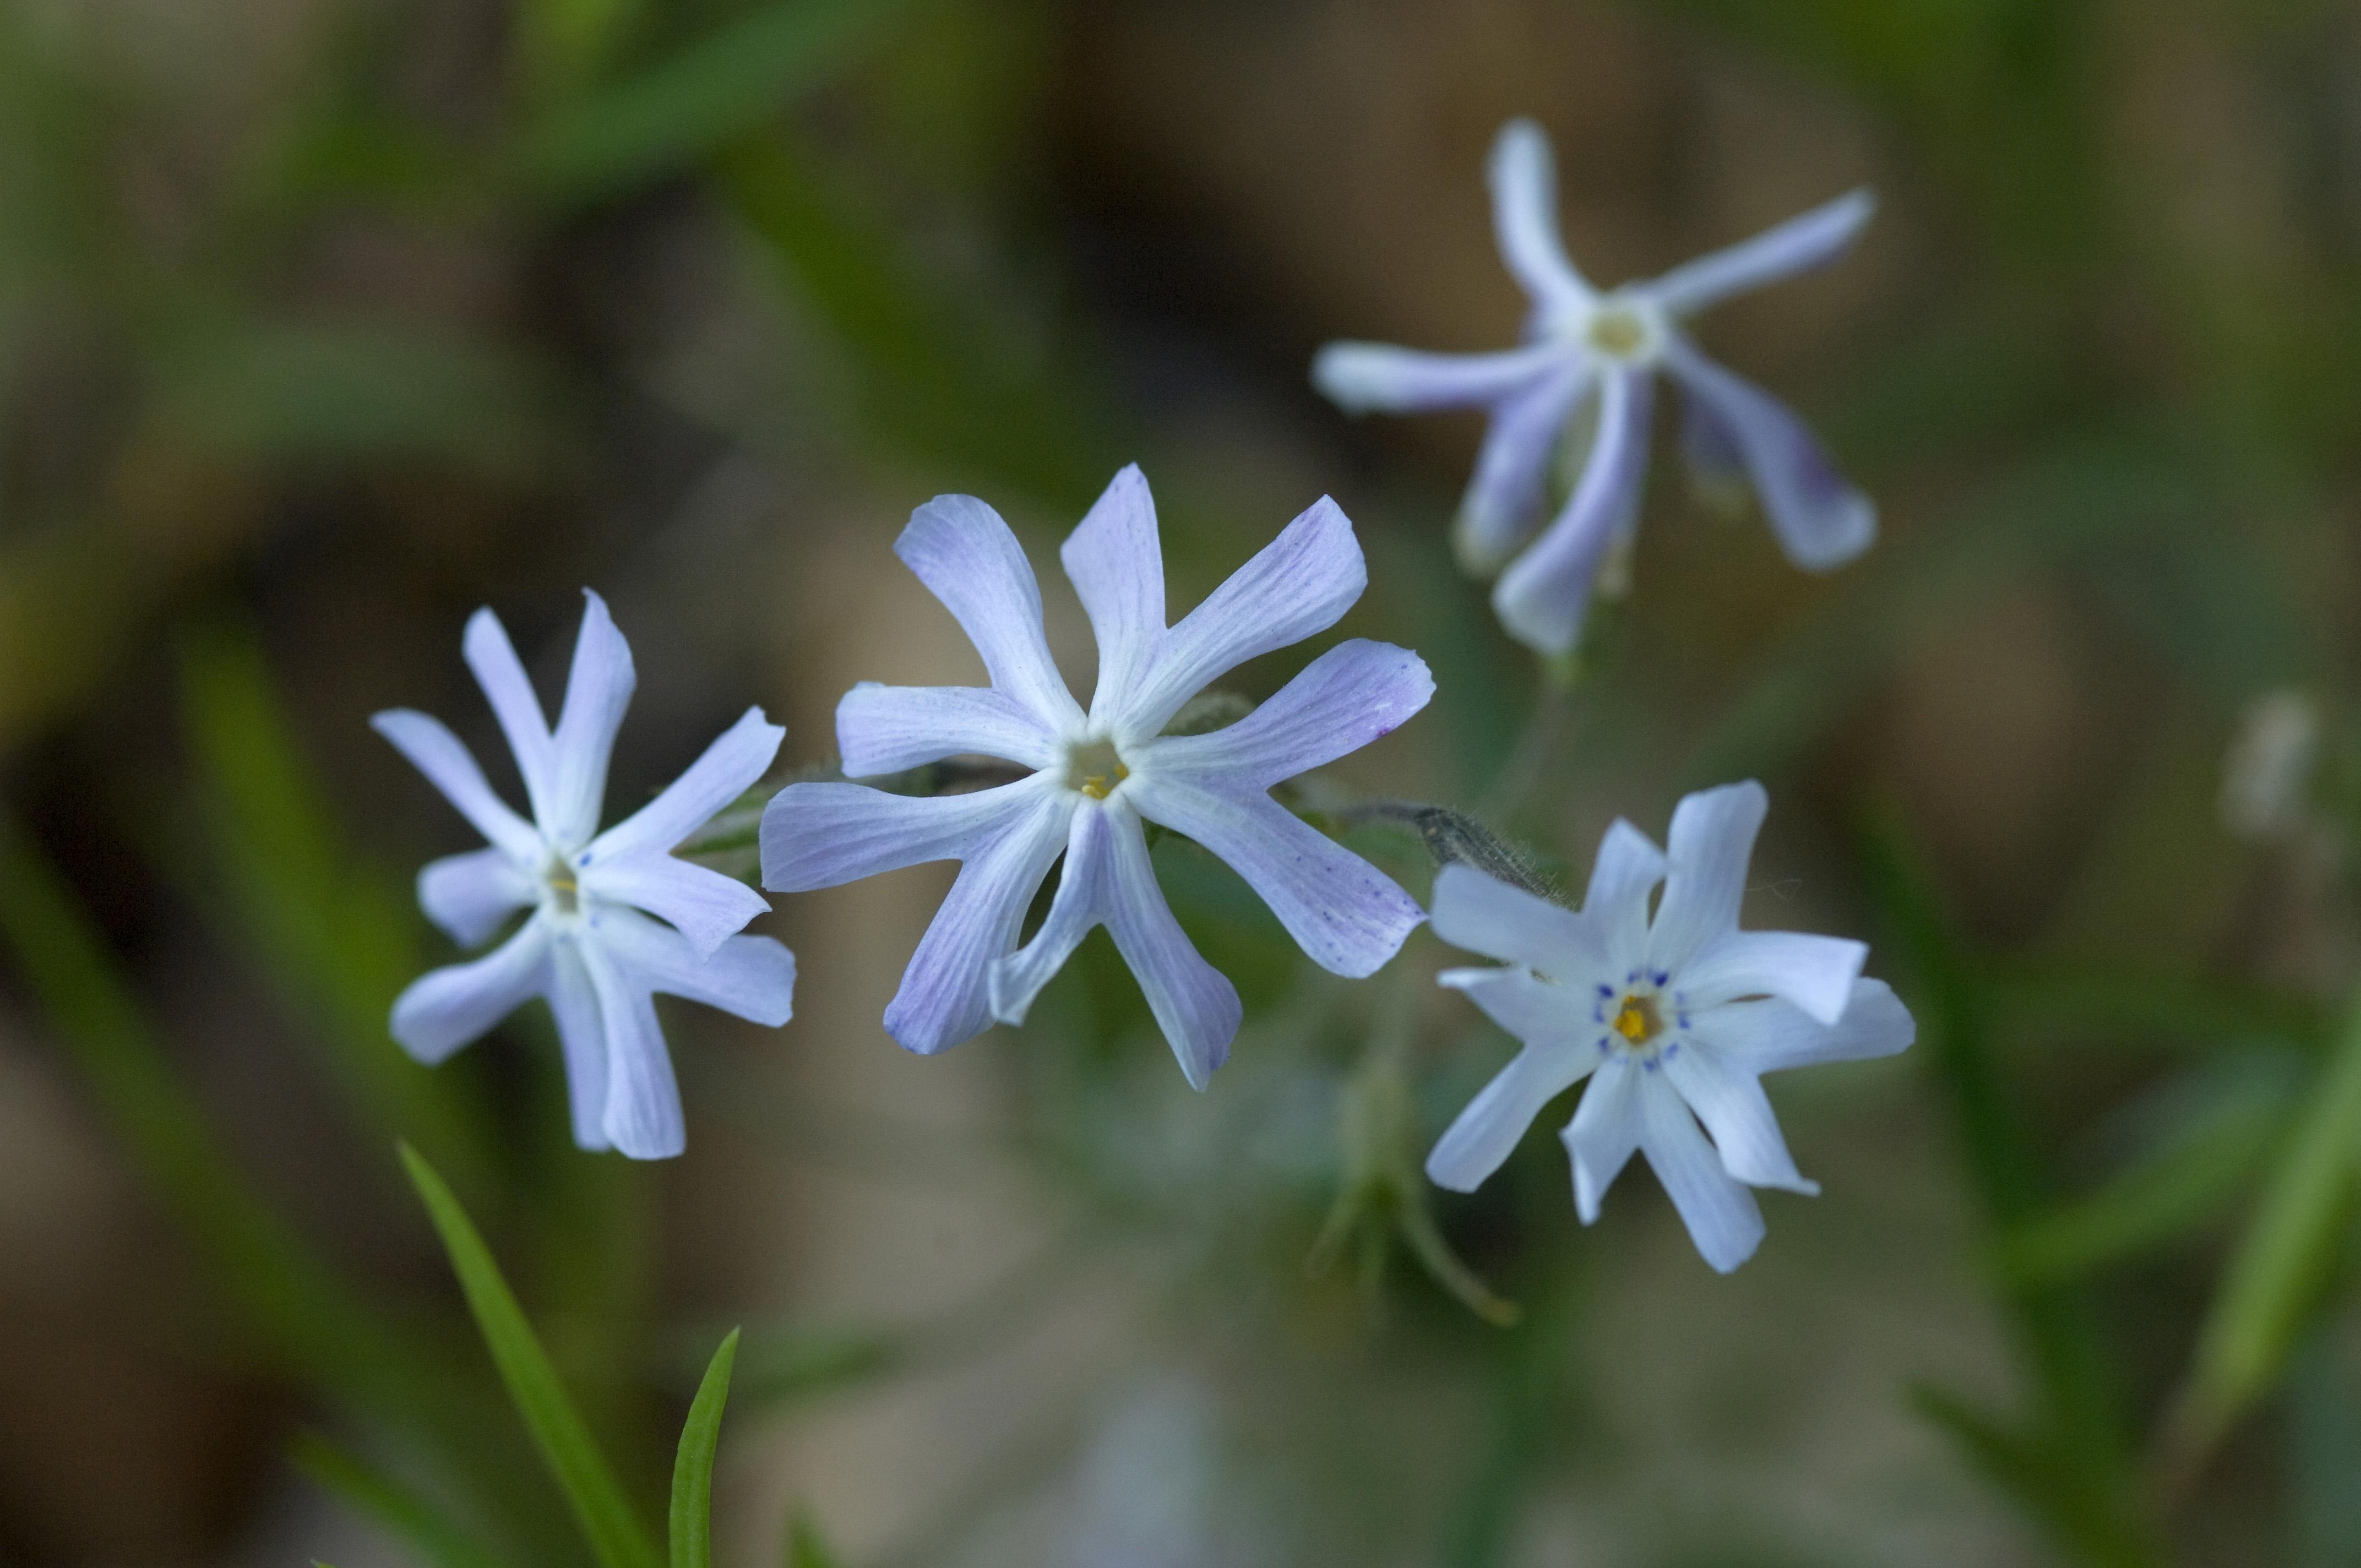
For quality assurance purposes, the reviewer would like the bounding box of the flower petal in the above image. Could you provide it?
[1311,341,1565,414]
[546,590,637,846]
[418,846,535,948]
[883,791,1075,1054]
[1583,819,1667,979]
[1490,367,1656,655]
[1688,977,1914,1074]
[591,707,784,863]
[988,804,1112,1027]
[1564,1053,1644,1223]
[835,683,1059,776]
[1642,189,1875,318]
[1136,639,1432,791]
[1438,965,1591,1046]
[1660,1039,1815,1194]
[1488,118,1593,315]
[580,941,683,1160]
[896,493,1083,730]
[1636,1077,1766,1272]
[372,709,542,863]
[1427,1037,1595,1192]
[1099,809,1241,1090]
[760,777,1052,892]
[1454,361,1590,575]
[1647,781,1766,978]
[390,919,551,1065]
[1429,862,1604,983]
[1114,496,1366,739]
[547,941,611,1152]
[583,852,770,959]
[1677,930,1865,1027]
[1663,344,1873,570]
[1129,777,1421,977]
[1060,464,1168,726]
[462,607,558,828]
[595,906,794,1027]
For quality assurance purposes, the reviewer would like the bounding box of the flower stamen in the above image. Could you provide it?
[1611,993,1662,1045]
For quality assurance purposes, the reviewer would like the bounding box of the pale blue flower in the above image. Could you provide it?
[376,591,794,1159]
[761,466,1431,1087]
[1315,118,1877,655]
[1425,782,1912,1271]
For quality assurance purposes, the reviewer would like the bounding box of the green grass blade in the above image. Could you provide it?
[400,1143,662,1568]
[525,0,911,203]
[290,1430,515,1568]
[2168,990,2361,1470]
[784,1511,839,1568]
[668,1330,741,1568]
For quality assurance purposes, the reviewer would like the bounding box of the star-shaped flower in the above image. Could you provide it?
[1314,118,1878,656]
[376,591,795,1159]
[760,465,1431,1086]
[1424,782,1912,1271]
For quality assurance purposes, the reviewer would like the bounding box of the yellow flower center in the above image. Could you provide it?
[1612,993,1662,1045]
[1066,737,1130,801]
[545,857,580,914]
[1586,304,1649,360]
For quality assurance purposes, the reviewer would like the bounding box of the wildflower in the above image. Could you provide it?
[760,466,1430,1087]
[1424,782,1912,1271]
[376,591,793,1159]
[1314,118,1877,656]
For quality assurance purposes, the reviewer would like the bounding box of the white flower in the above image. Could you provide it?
[1425,782,1913,1271]
[2221,689,2321,841]
[375,591,794,1159]
[1315,118,1877,656]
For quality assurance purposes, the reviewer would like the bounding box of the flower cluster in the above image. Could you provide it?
[373,121,1912,1274]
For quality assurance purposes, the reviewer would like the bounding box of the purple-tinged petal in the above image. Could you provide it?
[1312,341,1565,415]
[1636,1079,1766,1272]
[1678,930,1865,1027]
[759,777,1054,892]
[1455,361,1591,574]
[583,851,770,959]
[1429,863,1604,984]
[546,590,637,846]
[1583,819,1667,978]
[390,918,551,1064]
[1680,380,1748,489]
[1488,118,1593,316]
[836,683,1060,776]
[1438,966,1588,1046]
[1136,640,1432,792]
[883,791,1075,1054]
[1660,1041,1815,1194]
[462,607,558,827]
[1129,777,1421,978]
[1427,1037,1594,1192]
[580,944,683,1161]
[1664,343,1873,569]
[1565,1053,1644,1223]
[372,709,542,863]
[1647,781,1766,978]
[418,846,534,948]
[896,494,1084,730]
[595,906,794,1027]
[988,805,1112,1027]
[1689,978,1913,1074]
[547,941,610,1152]
[1114,496,1366,740]
[1490,367,1656,656]
[591,707,784,862]
[1642,189,1875,318]
[1060,465,1168,726]
[1099,808,1241,1089]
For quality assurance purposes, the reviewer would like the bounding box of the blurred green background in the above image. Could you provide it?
[2,0,2359,1564]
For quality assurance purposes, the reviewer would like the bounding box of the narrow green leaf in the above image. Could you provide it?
[2169,990,2361,1467]
[1911,1387,2156,1568]
[668,1330,740,1568]
[399,1144,662,1568]
[784,1511,840,1568]
[289,1430,514,1568]
[525,0,912,203]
